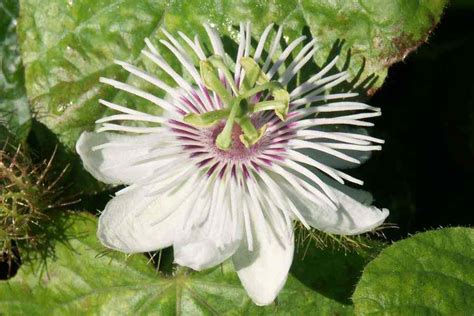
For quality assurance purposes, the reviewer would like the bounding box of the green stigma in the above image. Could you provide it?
[183,55,289,150]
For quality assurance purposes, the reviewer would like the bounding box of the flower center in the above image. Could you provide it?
[207,119,268,162]
[183,55,290,151]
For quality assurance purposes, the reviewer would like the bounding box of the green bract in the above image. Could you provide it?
[353,227,474,315]
[18,0,447,148]
[0,213,383,314]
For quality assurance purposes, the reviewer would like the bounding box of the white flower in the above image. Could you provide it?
[76,22,389,306]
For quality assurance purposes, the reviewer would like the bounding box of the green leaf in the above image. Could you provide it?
[0,213,384,314]
[353,227,474,315]
[0,0,31,140]
[17,0,447,149]
[18,0,169,149]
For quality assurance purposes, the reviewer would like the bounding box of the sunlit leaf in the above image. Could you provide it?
[18,0,447,148]
[0,213,384,314]
[353,227,474,315]
[0,0,30,140]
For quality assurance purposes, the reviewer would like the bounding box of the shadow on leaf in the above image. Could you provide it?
[290,238,383,305]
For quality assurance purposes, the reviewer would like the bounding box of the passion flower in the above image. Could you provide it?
[76,22,388,305]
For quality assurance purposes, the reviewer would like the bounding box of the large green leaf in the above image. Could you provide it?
[0,0,30,140]
[353,227,474,315]
[18,0,447,148]
[0,213,383,314]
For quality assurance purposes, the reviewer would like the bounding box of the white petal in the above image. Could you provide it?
[174,179,244,271]
[97,173,198,253]
[76,132,165,185]
[321,174,374,205]
[174,239,223,270]
[300,147,371,170]
[284,184,389,235]
[174,226,241,271]
[296,127,379,169]
[232,210,294,306]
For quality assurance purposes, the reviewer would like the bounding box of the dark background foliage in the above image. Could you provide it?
[359,2,474,240]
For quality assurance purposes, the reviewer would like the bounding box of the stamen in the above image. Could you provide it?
[216,100,241,150]
[186,54,291,151]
